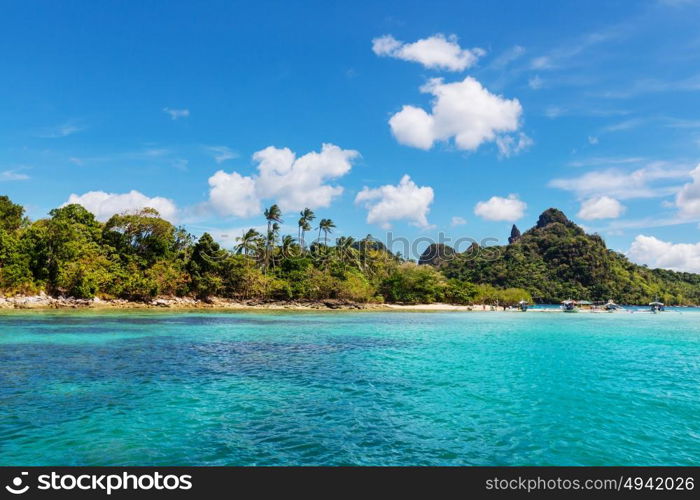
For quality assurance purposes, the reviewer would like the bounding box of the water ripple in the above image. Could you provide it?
[1,311,699,465]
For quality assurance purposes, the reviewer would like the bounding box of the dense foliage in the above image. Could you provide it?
[3,198,692,305]
[0,196,511,304]
[438,208,700,305]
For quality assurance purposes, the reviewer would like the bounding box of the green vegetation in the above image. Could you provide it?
[0,196,476,304]
[437,208,700,305]
[1,197,696,305]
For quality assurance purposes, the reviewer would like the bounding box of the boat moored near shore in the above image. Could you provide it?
[561,299,579,312]
[604,299,623,312]
[650,301,665,313]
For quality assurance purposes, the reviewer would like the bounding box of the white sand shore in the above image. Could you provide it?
[0,295,662,312]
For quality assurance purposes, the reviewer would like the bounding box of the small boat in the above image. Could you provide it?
[604,299,622,312]
[518,300,529,312]
[649,301,665,313]
[561,299,578,313]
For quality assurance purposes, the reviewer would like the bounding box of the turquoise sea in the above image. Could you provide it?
[1,310,699,466]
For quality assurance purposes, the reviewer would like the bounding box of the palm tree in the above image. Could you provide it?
[280,234,297,258]
[266,223,281,268]
[251,237,267,266]
[318,218,336,246]
[235,228,261,256]
[263,205,282,272]
[335,236,356,265]
[297,208,315,249]
[264,204,283,231]
[301,221,312,247]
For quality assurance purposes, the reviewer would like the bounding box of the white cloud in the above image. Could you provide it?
[601,74,700,99]
[675,164,700,218]
[206,146,238,164]
[549,163,689,200]
[602,118,645,133]
[658,0,698,7]
[389,106,435,150]
[450,216,467,227]
[530,56,552,69]
[206,225,269,248]
[207,143,359,217]
[355,175,434,229]
[545,106,565,119]
[37,120,83,138]
[253,144,358,210]
[577,196,626,220]
[490,45,525,69]
[207,171,260,218]
[389,77,523,152]
[372,34,484,72]
[528,75,544,90]
[474,194,526,221]
[169,159,188,171]
[163,107,190,120]
[567,156,644,168]
[529,30,616,72]
[496,132,533,158]
[627,235,700,273]
[0,170,29,181]
[65,190,178,222]
[588,136,599,145]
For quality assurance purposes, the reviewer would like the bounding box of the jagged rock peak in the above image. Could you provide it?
[536,208,572,229]
[508,224,521,244]
[418,243,455,266]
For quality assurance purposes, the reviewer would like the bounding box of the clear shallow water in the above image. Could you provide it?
[1,310,699,466]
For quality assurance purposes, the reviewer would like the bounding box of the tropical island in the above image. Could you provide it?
[0,195,698,309]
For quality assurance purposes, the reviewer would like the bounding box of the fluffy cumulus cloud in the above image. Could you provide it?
[372,34,484,72]
[627,235,700,273]
[207,143,359,217]
[65,190,178,222]
[389,77,523,152]
[355,175,434,229]
[207,171,260,218]
[577,196,626,220]
[675,164,700,218]
[474,194,526,221]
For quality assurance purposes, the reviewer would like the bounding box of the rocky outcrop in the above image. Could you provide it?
[0,294,375,310]
[536,208,572,229]
[0,293,102,309]
[418,243,455,266]
[508,224,521,244]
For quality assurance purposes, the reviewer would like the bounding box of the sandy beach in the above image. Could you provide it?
[0,295,660,312]
[0,295,493,311]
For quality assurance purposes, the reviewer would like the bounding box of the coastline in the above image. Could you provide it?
[0,294,495,312]
[2,294,686,312]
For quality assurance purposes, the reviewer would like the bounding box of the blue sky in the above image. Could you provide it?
[2,0,700,271]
